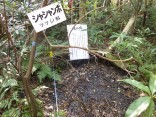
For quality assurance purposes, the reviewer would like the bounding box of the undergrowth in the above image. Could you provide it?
[113,33,156,116]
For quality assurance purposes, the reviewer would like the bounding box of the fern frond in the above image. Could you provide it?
[36,64,61,82]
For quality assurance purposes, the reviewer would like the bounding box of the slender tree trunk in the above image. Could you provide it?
[108,15,137,50]
[79,0,87,22]
[23,32,38,117]
[22,0,48,117]
[119,0,123,11]
[116,0,120,6]
[142,0,147,27]
[107,0,143,51]
[70,0,74,23]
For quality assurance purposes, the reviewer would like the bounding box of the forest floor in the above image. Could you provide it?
[33,58,138,117]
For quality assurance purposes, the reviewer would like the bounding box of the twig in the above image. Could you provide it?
[68,6,105,39]
[117,53,135,75]
[3,0,10,58]
[2,0,18,67]
[68,3,125,39]
[43,32,133,62]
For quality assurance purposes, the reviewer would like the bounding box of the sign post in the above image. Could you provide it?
[27,2,66,32]
[67,24,89,60]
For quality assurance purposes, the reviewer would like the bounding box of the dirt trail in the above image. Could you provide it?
[37,60,137,117]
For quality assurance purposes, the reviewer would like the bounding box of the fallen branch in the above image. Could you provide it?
[43,32,133,62]
[108,15,137,50]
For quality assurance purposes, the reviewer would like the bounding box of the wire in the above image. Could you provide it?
[54,79,59,117]
[52,58,59,117]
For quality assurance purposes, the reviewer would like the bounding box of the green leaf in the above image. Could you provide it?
[0,100,7,109]
[139,66,152,78]
[51,71,61,81]
[125,96,151,117]
[110,32,120,39]
[8,99,12,109]
[2,108,20,117]
[0,88,9,100]
[22,113,31,117]
[2,79,18,88]
[54,110,66,117]
[119,79,151,95]
[134,37,143,44]
[149,73,156,95]
[18,30,26,36]
[37,71,47,83]
[0,40,7,49]
[143,100,155,117]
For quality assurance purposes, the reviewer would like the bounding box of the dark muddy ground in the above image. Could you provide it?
[36,59,137,117]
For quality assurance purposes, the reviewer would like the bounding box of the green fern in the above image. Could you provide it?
[148,6,156,29]
[2,108,20,117]
[36,64,61,83]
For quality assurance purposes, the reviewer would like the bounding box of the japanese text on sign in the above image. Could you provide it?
[27,2,66,32]
[67,24,89,60]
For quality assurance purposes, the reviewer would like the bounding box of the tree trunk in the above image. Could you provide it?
[142,0,147,27]
[108,15,137,50]
[23,32,38,117]
[79,0,87,22]
[22,0,48,117]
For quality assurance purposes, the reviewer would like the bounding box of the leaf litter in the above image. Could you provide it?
[36,59,138,117]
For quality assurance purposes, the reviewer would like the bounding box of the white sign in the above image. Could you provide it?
[67,24,89,60]
[27,2,66,32]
